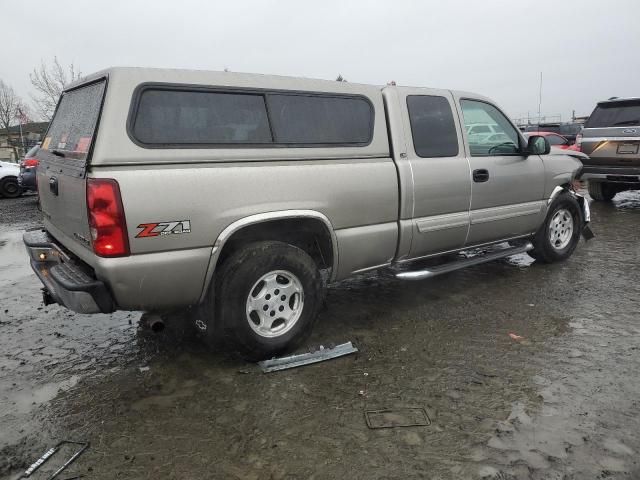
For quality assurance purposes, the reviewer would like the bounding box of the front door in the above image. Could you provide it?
[456,97,545,246]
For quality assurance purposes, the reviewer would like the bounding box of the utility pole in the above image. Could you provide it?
[538,72,542,123]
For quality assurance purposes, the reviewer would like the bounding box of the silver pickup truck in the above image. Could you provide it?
[24,67,591,359]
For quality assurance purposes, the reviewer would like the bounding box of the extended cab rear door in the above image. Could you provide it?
[36,78,106,255]
[387,87,471,260]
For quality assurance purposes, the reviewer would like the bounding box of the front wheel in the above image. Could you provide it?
[0,177,23,198]
[215,241,323,360]
[529,192,582,263]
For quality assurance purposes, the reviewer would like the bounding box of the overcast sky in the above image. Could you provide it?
[2,0,639,122]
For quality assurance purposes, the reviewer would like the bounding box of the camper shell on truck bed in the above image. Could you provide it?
[25,67,590,359]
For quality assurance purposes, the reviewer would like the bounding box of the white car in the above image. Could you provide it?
[466,123,502,143]
[0,160,22,198]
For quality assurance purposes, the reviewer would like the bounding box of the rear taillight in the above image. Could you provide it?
[574,133,582,152]
[23,158,39,168]
[86,178,130,257]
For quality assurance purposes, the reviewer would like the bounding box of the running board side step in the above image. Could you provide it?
[395,242,534,281]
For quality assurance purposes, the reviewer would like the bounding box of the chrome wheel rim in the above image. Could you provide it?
[245,270,304,338]
[549,208,574,250]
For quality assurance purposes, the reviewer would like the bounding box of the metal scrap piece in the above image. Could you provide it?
[365,408,431,429]
[258,342,358,373]
[19,441,89,479]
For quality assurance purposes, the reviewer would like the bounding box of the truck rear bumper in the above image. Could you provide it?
[23,229,115,314]
[580,165,640,183]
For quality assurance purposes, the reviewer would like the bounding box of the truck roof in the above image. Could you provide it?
[66,66,476,99]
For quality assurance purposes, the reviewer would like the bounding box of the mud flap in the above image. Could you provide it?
[573,192,595,241]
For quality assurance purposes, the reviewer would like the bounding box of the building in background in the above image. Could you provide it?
[0,122,48,161]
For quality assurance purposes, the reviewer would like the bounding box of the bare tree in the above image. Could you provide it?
[0,79,26,159]
[30,57,82,121]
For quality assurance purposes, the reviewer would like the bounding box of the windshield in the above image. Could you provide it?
[38,80,106,162]
[586,100,640,128]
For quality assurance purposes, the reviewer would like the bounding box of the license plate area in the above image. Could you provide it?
[617,143,639,154]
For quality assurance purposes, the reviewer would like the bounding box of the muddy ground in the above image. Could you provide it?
[1,190,639,480]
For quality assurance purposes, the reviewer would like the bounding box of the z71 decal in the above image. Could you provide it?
[136,220,191,238]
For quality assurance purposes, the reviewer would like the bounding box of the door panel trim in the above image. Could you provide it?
[416,211,470,233]
[470,201,544,225]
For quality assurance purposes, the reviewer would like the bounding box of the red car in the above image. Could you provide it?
[523,131,579,151]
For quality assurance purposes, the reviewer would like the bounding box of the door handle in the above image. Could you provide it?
[473,169,490,183]
[49,176,59,196]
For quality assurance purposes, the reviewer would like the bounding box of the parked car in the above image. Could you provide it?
[466,123,502,143]
[523,132,579,151]
[18,143,41,193]
[525,123,583,144]
[0,160,22,198]
[24,67,591,359]
[577,97,640,201]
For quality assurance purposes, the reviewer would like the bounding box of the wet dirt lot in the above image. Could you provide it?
[1,191,639,480]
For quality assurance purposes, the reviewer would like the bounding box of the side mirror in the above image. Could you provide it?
[526,135,550,155]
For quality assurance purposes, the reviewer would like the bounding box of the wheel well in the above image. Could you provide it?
[216,218,335,273]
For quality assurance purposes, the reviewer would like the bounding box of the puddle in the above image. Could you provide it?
[0,230,32,283]
[5,376,80,415]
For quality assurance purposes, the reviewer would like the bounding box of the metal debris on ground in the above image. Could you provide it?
[18,440,89,479]
[508,333,525,341]
[258,342,358,373]
[365,408,431,429]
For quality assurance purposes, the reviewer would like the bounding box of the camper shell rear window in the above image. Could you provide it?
[128,84,374,148]
[38,79,106,163]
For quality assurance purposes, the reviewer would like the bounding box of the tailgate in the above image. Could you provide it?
[36,79,106,255]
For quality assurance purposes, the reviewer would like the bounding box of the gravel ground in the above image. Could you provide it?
[1,190,639,480]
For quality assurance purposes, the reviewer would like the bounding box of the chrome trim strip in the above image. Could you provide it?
[199,210,339,303]
[470,201,544,225]
[581,137,640,142]
[415,212,470,234]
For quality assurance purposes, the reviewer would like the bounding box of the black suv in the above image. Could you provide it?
[579,98,640,201]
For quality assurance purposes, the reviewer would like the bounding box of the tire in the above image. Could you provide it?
[588,181,616,202]
[0,177,22,198]
[215,241,323,360]
[530,192,582,263]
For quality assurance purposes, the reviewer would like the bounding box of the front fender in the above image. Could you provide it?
[542,150,584,198]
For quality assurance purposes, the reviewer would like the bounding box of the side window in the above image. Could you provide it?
[132,89,272,145]
[407,95,459,158]
[266,94,372,145]
[460,100,521,156]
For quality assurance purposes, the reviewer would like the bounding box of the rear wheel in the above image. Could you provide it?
[215,241,323,360]
[0,177,22,198]
[588,181,616,201]
[530,192,582,263]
